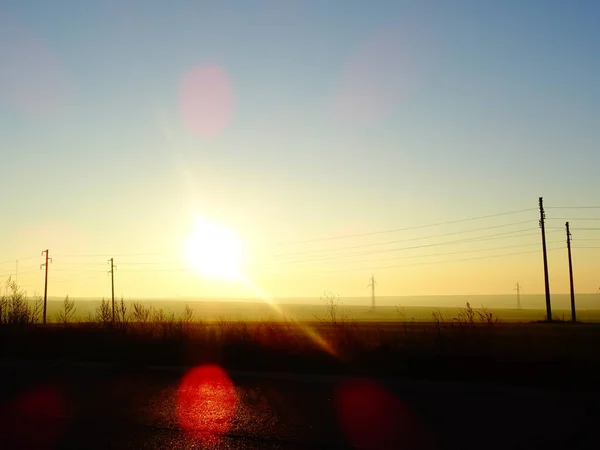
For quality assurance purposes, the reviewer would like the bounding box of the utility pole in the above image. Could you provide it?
[514,282,522,310]
[41,250,51,324]
[539,197,552,321]
[566,222,576,322]
[368,274,376,310]
[108,258,116,323]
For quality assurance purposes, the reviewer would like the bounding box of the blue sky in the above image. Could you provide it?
[1,1,599,299]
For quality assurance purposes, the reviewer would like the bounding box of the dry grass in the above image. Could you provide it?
[1,282,600,389]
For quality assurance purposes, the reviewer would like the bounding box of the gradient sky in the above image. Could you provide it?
[1,0,599,302]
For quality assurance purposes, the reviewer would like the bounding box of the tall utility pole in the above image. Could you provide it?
[41,250,51,324]
[514,282,522,310]
[539,197,552,321]
[566,222,576,322]
[108,258,116,323]
[368,274,376,310]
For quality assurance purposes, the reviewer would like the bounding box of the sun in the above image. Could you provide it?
[183,218,243,281]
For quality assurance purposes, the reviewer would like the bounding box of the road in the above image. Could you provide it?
[0,361,597,449]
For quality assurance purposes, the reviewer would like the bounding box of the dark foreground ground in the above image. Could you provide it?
[0,360,598,450]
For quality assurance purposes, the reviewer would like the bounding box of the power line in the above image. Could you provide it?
[117,261,183,266]
[269,208,537,246]
[261,240,564,268]
[266,227,543,264]
[546,206,600,209]
[52,268,106,273]
[0,268,39,276]
[269,220,536,258]
[53,252,161,258]
[0,255,39,266]
[548,218,600,220]
[117,267,194,273]
[264,247,563,276]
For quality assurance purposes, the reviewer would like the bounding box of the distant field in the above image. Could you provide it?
[39,299,600,323]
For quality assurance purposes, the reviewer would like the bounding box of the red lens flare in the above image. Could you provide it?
[336,378,433,450]
[332,24,419,127]
[180,64,234,137]
[176,364,237,445]
[0,384,67,449]
[0,19,73,119]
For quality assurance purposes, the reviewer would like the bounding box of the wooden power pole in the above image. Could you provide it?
[539,197,552,321]
[566,222,576,322]
[41,249,51,324]
[108,258,116,323]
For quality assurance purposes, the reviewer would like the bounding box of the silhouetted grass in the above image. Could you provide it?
[2,281,600,390]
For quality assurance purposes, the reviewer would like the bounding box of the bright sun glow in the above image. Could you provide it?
[183,218,243,281]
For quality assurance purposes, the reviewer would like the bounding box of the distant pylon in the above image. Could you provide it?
[368,275,376,310]
[514,282,522,310]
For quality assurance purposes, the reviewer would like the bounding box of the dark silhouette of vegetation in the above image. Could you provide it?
[57,295,76,325]
[95,298,112,325]
[1,279,600,391]
[115,296,128,328]
[0,278,43,325]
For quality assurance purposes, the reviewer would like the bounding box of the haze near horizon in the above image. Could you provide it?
[1,0,599,303]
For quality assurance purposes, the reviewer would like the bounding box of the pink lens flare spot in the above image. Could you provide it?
[0,384,67,449]
[333,25,419,126]
[0,20,73,119]
[176,364,238,446]
[180,64,235,137]
[335,378,432,450]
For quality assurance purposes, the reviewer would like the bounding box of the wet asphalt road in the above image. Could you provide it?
[0,361,598,449]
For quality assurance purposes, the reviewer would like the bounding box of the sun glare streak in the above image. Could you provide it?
[238,274,337,357]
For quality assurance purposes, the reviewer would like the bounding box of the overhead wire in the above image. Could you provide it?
[547,218,600,220]
[53,252,162,258]
[0,255,40,266]
[260,240,565,269]
[268,208,537,246]
[265,227,548,264]
[262,247,564,276]
[546,206,600,209]
[268,219,536,258]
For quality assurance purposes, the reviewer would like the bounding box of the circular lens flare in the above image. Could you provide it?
[0,384,67,449]
[180,64,234,137]
[336,378,432,450]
